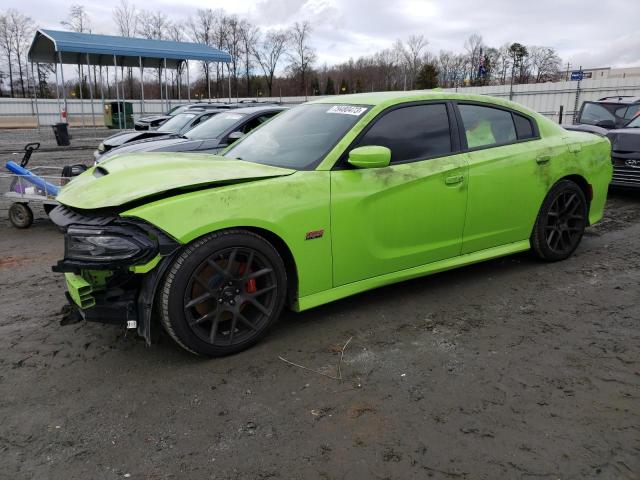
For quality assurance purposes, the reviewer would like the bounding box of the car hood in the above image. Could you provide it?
[57,153,295,210]
[137,114,169,123]
[607,128,640,152]
[98,136,193,161]
[103,130,169,147]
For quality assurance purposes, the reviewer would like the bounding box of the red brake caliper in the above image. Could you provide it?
[238,263,257,294]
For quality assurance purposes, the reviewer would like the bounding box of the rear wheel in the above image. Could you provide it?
[531,180,588,261]
[159,230,287,356]
[9,203,33,229]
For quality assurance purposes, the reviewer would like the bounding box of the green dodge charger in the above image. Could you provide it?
[51,91,612,356]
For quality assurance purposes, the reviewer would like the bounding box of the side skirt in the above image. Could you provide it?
[293,240,531,312]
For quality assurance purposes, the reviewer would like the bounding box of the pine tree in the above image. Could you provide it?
[416,64,439,89]
[311,77,321,95]
[324,76,335,95]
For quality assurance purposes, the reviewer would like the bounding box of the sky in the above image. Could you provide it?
[5,0,640,70]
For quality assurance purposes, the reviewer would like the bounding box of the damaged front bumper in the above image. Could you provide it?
[50,205,180,343]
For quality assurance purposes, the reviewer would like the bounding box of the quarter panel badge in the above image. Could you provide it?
[305,229,324,240]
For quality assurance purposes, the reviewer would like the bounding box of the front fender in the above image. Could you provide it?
[121,171,333,298]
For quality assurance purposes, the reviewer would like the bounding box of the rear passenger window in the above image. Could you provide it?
[459,104,516,148]
[513,113,535,139]
[356,104,451,163]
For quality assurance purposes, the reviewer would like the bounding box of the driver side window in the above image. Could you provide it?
[355,104,452,164]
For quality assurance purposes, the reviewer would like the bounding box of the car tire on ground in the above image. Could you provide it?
[531,179,588,262]
[9,202,33,229]
[158,229,288,357]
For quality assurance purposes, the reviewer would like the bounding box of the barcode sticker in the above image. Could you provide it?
[326,105,367,116]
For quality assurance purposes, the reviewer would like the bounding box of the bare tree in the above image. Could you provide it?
[137,10,169,40]
[113,0,137,37]
[239,19,259,97]
[0,13,14,97]
[113,0,138,96]
[397,34,428,89]
[137,10,169,98]
[253,29,288,97]
[61,4,91,33]
[529,46,561,83]
[464,33,484,83]
[224,14,243,97]
[286,21,316,95]
[188,8,216,96]
[6,10,33,97]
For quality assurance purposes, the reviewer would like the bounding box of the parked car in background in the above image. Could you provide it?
[567,96,640,188]
[97,106,286,162]
[134,103,235,131]
[52,91,611,357]
[133,101,280,130]
[573,96,640,130]
[95,109,221,160]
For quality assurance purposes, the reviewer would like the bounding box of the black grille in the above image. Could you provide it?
[612,156,640,186]
[49,204,117,230]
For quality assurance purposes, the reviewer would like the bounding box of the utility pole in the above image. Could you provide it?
[572,65,583,124]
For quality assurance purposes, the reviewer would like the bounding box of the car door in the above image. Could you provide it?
[330,102,469,286]
[456,103,553,253]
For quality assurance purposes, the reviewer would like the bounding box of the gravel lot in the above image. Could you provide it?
[0,129,638,479]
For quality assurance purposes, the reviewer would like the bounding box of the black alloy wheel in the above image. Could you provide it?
[531,180,588,261]
[159,230,287,356]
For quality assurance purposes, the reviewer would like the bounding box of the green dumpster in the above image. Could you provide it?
[104,101,134,129]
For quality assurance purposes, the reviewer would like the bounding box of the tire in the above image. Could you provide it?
[158,229,288,357]
[531,180,588,262]
[9,203,33,229]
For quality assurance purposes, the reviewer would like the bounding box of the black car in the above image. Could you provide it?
[133,103,238,131]
[567,96,640,188]
[95,109,221,160]
[97,106,286,163]
[133,101,279,130]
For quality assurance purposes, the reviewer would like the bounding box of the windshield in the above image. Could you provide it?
[185,112,245,140]
[626,115,640,128]
[579,102,640,128]
[168,105,189,116]
[223,104,370,169]
[157,113,197,133]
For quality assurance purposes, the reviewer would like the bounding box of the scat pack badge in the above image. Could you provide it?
[305,229,325,240]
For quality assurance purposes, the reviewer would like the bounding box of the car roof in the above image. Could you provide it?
[181,108,225,116]
[591,96,640,105]
[225,106,287,114]
[307,90,537,112]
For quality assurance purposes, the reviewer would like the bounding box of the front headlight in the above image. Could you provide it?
[65,226,157,264]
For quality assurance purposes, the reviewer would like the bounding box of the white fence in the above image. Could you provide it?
[0,96,321,127]
[442,77,640,124]
[0,77,639,127]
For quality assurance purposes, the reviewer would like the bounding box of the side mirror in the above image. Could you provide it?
[227,131,244,143]
[347,146,391,169]
[595,119,615,129]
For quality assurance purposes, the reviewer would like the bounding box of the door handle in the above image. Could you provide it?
[536,155,551,165]
[445,175,464,185]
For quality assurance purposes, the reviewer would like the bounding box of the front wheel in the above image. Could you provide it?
[530,180,588,262]
[158,230,288,357]
[9,202,33,229]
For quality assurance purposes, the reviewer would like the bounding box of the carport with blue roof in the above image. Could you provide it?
[28,29,232,128]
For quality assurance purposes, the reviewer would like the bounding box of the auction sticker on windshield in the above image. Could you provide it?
[326,105,368,116]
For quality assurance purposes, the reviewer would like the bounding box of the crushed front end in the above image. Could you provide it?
[50,205,180,343]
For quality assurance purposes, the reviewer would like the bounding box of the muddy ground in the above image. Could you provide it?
[0,130,639,479]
